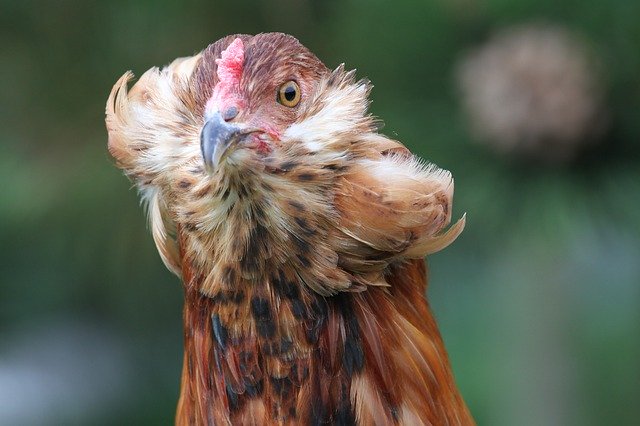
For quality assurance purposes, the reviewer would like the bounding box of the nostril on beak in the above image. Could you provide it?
[222,106,238,122]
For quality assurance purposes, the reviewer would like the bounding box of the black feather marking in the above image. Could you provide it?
[245,378,264,397]
[253,206,266,223]
[212,347,223,373]
[239,351,253,374]
[237,184,249,198]
[211,314,228,350]
[309,370,328,426]
[251,297,275,338]
[338,297,364,377]
[321,163,348,172]
[334,383,356,426]
[257,319,276,339]
[226,382,239,410]
[292,235,311,254]
[211,292,228,305]
[305,297,328,344]
[221,187,230,201]
[390,405,399,421]
[285,281,301,299]
[273,270,300,300]
[343,337,364,377]
[297,254,312,268]
[251,297,271,320]
[288,200,305,212]
[291,299,306,319]
[242,222,268,275]
[211,288,244,306]
[291,363,310,384]
[279,337,293,353]
[297,172,315,181]
[270,376,293,397]
[310,400,326,426]
[232,290,245,304]
[280,161,299,171]
[294,216,317,236]
[309,296,328,318]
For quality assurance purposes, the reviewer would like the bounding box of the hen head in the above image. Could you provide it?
[106,32,464,296]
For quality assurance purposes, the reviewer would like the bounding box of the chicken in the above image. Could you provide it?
[105,33,472,425]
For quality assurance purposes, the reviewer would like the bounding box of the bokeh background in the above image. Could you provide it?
[2,0,639,424]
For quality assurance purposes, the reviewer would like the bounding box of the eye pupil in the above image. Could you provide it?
[284,86,296,101]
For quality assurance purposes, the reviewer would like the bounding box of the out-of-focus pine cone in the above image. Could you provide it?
[457,23,606,163]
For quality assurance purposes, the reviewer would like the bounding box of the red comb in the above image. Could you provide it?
[206,38,245,115]
[216,38,244,88]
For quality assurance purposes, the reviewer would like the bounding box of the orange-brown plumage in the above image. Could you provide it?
[106,32,472,425]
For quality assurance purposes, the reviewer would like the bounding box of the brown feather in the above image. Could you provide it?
[106,32,473,425]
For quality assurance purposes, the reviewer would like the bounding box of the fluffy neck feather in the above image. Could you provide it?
[105,37,472,424]
[173,136,352,297]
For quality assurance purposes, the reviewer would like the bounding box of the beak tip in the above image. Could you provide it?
[200,111,241,171]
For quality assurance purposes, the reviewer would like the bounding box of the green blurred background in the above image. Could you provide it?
[1,0,639,424]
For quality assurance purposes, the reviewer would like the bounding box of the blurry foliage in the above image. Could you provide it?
[1,0,639,424]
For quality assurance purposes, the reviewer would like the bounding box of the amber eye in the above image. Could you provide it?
[277,81,301,107]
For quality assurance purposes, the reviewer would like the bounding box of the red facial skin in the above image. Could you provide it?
[204,38,280,156]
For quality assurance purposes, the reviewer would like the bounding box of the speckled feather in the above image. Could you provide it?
[106,33,472,425]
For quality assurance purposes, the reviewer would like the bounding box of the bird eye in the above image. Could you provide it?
[277,81,301,107]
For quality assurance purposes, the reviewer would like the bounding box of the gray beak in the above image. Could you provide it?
[200,111,243,171]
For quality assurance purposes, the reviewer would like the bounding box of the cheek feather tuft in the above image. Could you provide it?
[206,38,245,115]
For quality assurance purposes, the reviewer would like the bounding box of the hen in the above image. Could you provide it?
[106,33,472,425]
